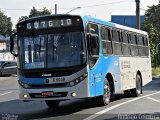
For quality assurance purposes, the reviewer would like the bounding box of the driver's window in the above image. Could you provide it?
[87,23,99,68]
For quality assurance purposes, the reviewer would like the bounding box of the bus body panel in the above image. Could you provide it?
[102,56,122,93]
[119,57,152,90]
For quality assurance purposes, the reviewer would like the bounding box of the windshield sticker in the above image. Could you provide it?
[25,62,44,69]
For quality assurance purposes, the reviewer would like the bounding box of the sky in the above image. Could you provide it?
[0,0,159,28]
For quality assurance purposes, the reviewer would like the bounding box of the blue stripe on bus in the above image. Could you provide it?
[18,75,46,85]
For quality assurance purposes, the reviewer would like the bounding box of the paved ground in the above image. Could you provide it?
[0,76,160,120]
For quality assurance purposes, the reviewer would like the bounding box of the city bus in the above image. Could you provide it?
[10,14,152,108]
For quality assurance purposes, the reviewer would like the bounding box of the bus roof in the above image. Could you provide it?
[18,14,81,24]
[82,15,148,35]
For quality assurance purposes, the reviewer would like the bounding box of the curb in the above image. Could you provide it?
[152,75,160,79]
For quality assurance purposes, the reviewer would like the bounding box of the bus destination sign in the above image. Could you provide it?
[18,18,82,31]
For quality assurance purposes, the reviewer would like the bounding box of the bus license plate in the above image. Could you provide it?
[41,91,54,96]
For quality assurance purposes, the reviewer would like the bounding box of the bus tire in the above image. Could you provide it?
[45,100,60,108]
[101,78,111,106]
[130,74,142,97]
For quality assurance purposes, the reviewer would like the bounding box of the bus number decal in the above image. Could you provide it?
[53,77,65,82]
[67,19,72,25]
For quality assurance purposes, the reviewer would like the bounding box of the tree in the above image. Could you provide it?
[19,7,52,22]
[142,4,160,62]
[0,11,12,36]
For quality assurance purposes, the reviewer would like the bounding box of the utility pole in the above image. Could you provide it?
[55,4,57,14]
[135,0,140,29]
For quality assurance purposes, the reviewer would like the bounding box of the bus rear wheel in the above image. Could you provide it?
[45,100,60,108]
[101,78,111,106]
[130,74,142,97]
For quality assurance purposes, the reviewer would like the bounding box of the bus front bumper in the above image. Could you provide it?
[19,79,89,101]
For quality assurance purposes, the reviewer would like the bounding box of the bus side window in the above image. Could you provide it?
[101,26,112,55]
[130,33,139,56]
[122,31,131,56]
[112,29,122,55]
[145,37,149,57]
[138,35,146,57]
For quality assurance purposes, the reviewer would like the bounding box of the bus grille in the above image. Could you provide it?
[29,92,68,98]
[29,83,68,89]
[24,71,73,78]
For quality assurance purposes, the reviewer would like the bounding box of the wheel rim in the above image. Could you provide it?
[103,82,110,104]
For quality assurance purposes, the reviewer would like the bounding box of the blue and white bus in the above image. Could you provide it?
[10,14,152,107]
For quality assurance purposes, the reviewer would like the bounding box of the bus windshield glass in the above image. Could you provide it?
[20,32,86,69]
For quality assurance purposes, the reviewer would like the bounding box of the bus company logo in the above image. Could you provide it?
[114,61,118,66]
[121,61,131,69]
[42,74,52,77]
[121,61,124,69]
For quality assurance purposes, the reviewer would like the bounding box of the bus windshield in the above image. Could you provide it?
[20,32,86,69]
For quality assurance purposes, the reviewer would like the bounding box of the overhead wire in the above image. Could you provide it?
[1,0,131,26]
[0,0,130,11]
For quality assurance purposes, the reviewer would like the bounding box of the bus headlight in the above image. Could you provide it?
[68,73,88,87]
[23,94,28,98]
[18,80,30,89]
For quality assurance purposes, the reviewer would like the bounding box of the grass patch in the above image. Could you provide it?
[152,67,160,76]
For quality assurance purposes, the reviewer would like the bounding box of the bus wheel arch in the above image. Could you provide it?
[105,73,115,100]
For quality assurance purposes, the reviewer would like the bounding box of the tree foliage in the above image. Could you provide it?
[142,4,160,62]
[0,11,12,36]
[19,7,52,22]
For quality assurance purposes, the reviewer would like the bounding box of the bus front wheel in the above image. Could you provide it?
[130,74,142,97]
[101,78,111,106]
[45,100,60,108]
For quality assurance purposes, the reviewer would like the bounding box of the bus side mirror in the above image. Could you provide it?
[10,33,18,57]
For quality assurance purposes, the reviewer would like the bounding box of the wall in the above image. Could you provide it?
[0,52,16,61]
[111,15,145,29]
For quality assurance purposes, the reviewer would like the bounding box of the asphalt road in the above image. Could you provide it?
[0,76,160,120]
